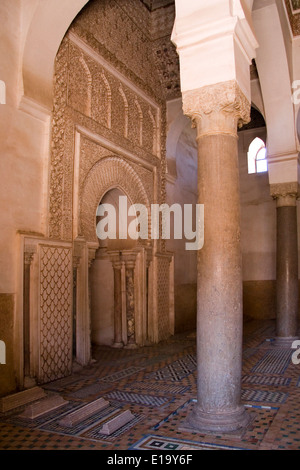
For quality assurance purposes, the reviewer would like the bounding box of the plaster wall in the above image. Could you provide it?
[166,99,197,332]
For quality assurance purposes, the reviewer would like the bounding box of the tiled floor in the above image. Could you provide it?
[1,319,300,451]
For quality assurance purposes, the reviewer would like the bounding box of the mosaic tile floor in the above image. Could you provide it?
[1,319,300,451]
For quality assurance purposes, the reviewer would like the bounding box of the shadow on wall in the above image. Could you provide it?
[174,280,300,332]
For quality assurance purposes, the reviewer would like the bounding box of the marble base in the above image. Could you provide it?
[23,376,37,389]
[180,404,252,434]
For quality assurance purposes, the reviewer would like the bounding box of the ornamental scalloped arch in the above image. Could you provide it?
[79,156,151,244]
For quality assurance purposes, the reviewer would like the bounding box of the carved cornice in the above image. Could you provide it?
[182,80,251,138]
[270,182,299,207]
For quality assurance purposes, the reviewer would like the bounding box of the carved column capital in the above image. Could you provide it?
[24,245,36,266]
[270,182,299,207]
[182,80,251,138]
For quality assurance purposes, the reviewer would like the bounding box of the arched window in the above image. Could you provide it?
[247,137,267,174]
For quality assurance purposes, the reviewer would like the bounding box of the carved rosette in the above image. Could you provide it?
[182,80,251,138]
[270,182,299,207]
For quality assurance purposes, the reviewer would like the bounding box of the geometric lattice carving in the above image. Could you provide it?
[157,255,170,341]
[39,246,73,383]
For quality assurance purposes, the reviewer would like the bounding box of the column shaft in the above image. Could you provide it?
[182,81,251,433]
[276,204,298,342]
[23,246,36,387]
[23,262,31,377]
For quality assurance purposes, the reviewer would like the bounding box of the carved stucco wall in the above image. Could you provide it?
[49,0,168,242]
[39,245,73,383]
[46,0,172,357]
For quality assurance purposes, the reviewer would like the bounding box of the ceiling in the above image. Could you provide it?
[139,0,174,11]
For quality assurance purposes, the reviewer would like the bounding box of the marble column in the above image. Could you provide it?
[182,81,251,432]
[123,251,137,349]
[109,252,124,349]
[271,185,299,347]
